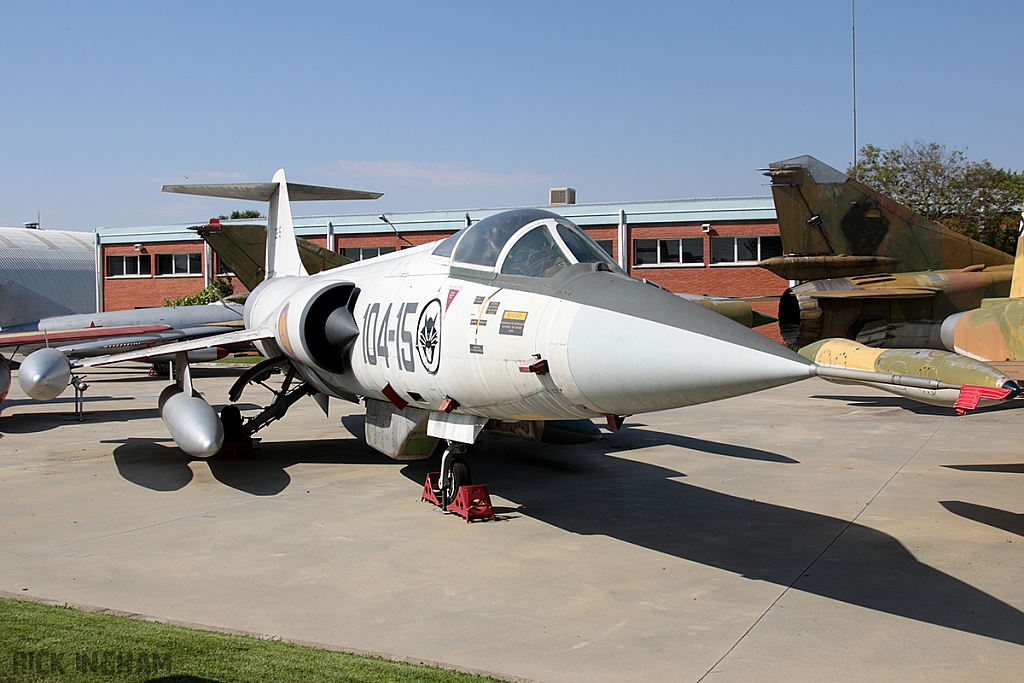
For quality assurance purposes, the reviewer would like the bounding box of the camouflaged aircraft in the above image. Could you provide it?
[940,208,1024,378]
[762,156,1015,349]
[53,171,1017,511]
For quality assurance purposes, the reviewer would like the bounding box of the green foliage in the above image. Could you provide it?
[848,141,1024,255]
[0,597,502,682]
[163,277,235,307]
[218,209,263,220]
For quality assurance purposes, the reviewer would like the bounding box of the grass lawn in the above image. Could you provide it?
[0,597,506,683]
[209,354,268,365]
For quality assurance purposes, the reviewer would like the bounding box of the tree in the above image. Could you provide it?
[848,141,1024,254]
[217,209,263,220]
[163,277,234,306]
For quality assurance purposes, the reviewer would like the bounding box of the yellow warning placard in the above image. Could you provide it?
[499,310,528,336]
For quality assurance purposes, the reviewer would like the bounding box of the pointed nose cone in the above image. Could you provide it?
[565,304,812,416]
[18,348,71,401]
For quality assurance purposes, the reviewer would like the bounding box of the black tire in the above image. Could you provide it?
[443,458,472,503]
[220,405,245,442]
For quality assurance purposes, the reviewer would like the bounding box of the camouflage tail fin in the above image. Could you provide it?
[762,155,1012,280]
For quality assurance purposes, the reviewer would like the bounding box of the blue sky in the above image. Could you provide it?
[1,1,1020,231]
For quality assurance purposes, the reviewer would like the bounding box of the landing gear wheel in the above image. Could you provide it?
[220,405,245,443]
[442,458,471,506]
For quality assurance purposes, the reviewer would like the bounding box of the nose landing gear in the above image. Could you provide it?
[421,441,495,522]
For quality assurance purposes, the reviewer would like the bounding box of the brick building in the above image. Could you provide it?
[95,195,787,340]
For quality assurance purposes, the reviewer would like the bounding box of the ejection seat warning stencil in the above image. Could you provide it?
[485,301,501,315]
[470,344,484,354]
[499,310,528,336]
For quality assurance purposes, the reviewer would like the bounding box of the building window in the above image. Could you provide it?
[633,238,703,266]
[106,254,151,277]
[595,239,614,258]
[710,236,783,264]
[156,252,202,275]
[341,246,397,261]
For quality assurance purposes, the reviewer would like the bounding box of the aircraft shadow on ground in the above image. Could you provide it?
[0,407,162,434]
[810,393,1024,416]
[810,394,951,415]
[110,432,393,496]
[943,463,1024,474]
[0,395,127,410]
[940,501,1024,537]
[611,422,797,463]
[398,428,1024,647]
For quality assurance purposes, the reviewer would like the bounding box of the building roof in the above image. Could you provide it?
[0,227,96,314]
[96,196,777,245]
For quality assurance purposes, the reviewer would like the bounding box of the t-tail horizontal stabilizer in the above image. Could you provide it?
[161,183,382,202]
[163,170,383,280]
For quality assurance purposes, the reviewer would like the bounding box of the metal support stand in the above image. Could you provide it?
[62,376,95,421]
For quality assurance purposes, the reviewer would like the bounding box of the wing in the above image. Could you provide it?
[806,287,939,300]
[73,327,275,368]
[0,324,173,352]
[54,324,245,356]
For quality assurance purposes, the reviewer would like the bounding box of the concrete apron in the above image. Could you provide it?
[1,363,1022,683]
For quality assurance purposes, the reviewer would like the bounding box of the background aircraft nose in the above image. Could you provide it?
[564,304,812,416]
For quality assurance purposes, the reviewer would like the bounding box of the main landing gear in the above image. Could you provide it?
[422,441,495,522]
[216,356,315,459]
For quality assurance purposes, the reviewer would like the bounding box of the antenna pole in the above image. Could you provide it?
[852,0,858,169]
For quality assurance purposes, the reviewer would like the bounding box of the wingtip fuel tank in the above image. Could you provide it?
[158,384,224,458]
[18,347,71,401]
[802,338,1019,409]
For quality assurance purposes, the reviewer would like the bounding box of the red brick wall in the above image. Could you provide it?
[103,242,208,310]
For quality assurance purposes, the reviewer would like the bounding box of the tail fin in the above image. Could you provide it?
[265,169,303,278]
[1011,206,1024,298]
[762,155,1012,280]
[163,171,382,281]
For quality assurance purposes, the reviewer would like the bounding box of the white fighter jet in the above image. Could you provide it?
[66,171,1018,507]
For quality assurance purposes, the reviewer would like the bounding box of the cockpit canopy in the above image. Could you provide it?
[433,209,619,279]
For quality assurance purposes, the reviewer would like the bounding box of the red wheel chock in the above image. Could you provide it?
[421,472,442,506]
[421,472,495,522]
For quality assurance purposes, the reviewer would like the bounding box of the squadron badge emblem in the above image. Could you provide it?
[416,298,443,375]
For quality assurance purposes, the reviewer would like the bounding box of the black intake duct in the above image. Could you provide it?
[303,284,360,373]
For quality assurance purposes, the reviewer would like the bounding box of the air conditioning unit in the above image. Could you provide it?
[549,187,576,205]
